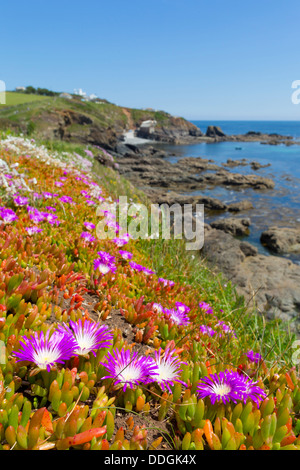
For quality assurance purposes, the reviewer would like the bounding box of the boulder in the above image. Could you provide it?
[260,227,300,254]
[201,227,300,331]
[206,125,226,138]
[227,200,254,212]
[250,161,271,170]
[210,217,251,236]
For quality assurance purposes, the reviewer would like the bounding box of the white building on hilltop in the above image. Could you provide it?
[74,88,87,97]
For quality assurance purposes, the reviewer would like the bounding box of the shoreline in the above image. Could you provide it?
[104,135,300,331]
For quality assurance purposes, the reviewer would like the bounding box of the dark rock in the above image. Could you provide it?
[222,158,248,168]
[260,227,300,254]
[239,241,258,257]
[206,125,226,138]
[250,161,271,170]
[227,200,254,212]
[201,228,300,331]
[210,217,251,236]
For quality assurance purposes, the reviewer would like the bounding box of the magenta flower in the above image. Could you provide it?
[148,348,187,393]
[13,330,77,372]
[42,212,60,226]
[129,262,154,275]
[119,250,133,260]
[199,325,216,337]
[0,208,18,224]
[14,196,29,206]
[29,210,45,224]
[129,261,143,272]
[57,319,113,357]
[100,349,158,391]
[199,302,213,314]
[25,226,43,235]
[217,321,236,338]
[94,251,116,275]
[81,231,96,242]
[59,195,74,204]
[234,372,267,406]
[143,267,155,275]
[152,303,164,314]
[43,192,58,199]
[113,233,130,247]
[164,307,190,327]
[175,302,190,315]
[97,250,115,264]
[245,350,262,364]
[197,370,244,405]
[83,221,95,231]
[158,278,175,287]
[197,369,266,406]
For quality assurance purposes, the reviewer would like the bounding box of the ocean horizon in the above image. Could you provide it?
[152,121,300,264]
[191,120,300,139]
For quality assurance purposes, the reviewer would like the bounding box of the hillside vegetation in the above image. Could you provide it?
[0,92,197,149]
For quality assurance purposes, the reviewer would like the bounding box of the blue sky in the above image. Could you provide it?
[1,0,300,120]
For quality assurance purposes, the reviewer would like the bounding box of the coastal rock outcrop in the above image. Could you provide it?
[113,150,275,192]
[201,227,300,331]
[260,227,300,254]
[210,217,251,236]
[227,200,254,212]
[206,125,226,138]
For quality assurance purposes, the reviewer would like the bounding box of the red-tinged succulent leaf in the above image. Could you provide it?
[285,373,295,391]
[57,426,107,449]
[281,433,296,447]
[41,409,53,433]
[28,407,46,431]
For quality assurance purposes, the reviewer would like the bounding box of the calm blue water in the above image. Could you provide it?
[152,121,300,263]
[192,120,300,140]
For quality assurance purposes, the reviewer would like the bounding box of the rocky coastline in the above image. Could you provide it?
[95,135,300,334]
[133,122,298,147]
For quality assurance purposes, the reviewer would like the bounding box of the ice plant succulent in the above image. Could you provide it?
[197,369,267,407]
[100,349,158,391]
[0,207,18,224]
[25,226,43,235]
[80,231,96,242]
[175,302,190,315]
[158,277,175,287]
[83,221,96,231]
[246,350,262,364]
[14,195,29,206]
[164,307,190,327]
[13,330,77,372]
[233,372,267,406]
[148,348,187,393]
[119,250,133,260]
[57,319,113,357]
[197,370,244,405]
[199,302,213,314]
[93,251,116,275]
[199,325,216,337]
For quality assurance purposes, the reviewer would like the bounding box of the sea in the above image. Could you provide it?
[152,121,300,264]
